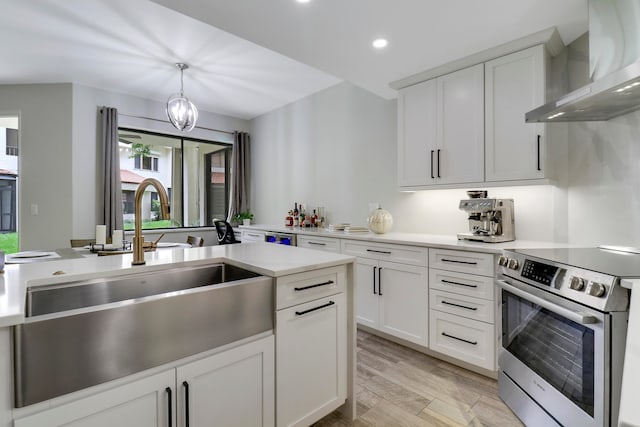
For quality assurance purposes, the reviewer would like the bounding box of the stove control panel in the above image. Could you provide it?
[498,251,626,311]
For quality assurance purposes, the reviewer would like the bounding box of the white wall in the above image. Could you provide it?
[567,111,640,246]
[0,84,74,250]
[250,82,566,242]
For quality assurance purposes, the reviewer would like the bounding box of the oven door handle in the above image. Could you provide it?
[496,279,599,325]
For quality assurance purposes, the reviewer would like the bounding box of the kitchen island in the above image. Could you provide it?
[0,243,356,427]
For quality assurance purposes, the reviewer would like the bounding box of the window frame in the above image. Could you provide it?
[119,127,232,230]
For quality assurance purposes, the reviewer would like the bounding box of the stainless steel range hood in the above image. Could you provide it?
[526,0,640,123]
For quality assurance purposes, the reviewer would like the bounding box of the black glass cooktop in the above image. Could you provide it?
[506,247,640,278]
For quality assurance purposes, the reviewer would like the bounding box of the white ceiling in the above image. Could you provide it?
[0,0,588,120]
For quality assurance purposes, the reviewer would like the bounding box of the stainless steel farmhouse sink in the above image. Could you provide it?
[14,263,273,407]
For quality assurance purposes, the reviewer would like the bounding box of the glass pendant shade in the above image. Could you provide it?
[166,93,198,132]
[165,63,198,132]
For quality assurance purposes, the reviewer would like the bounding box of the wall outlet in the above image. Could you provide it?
[30,204,38,215]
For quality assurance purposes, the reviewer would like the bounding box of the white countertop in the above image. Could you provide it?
[0,243,354,327]
[619,278,640,427]
[241,224,576,253]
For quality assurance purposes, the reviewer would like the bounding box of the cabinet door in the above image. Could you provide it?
[276,293,347,427]
[436,64,485,184]
[397,79,438,186]
[378,261,429,347]
[177,336,275,427]
[485,45,546,181]
[354,258,379,329]
[14,370,175,427]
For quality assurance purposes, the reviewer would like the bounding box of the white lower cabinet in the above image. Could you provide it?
[428,248,496,371]
[429,310,495,370]
[177,336,275,427]
[354,258,428,347]
[14,336,275,427]
[276,293,346,427]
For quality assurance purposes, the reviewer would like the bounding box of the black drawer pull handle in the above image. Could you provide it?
[442,300,478,311]
[165,387,172,427]
[366,249,392,255]
[294,280,334,291]
[182,381,190,427]
[430,150,435,179]
[442,332,477,345]
[247,233,261,237]
[441,258,478,265]
[436,149,441,178]
[378,267,382,296]
[295,300,335,316]
[537,134,541,171]
[441,279,478,288]
[373,266,377,295]
[308,241,327,246]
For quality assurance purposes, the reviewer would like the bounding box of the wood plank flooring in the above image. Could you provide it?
[313,330,524,427]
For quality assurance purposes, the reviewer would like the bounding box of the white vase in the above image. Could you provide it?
[367,208,393,234]
[243,219,251,226]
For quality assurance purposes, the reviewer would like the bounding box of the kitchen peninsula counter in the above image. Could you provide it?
[0,242,355,327]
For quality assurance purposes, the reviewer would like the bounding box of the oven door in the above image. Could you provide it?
[496,278,607,427]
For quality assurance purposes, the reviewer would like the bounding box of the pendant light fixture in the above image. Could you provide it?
[166,63,198,132]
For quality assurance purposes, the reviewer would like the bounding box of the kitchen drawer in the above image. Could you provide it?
[341,240,428,267]
[242,230,266,242]
[429,269,495,301]
[429,289,495,324]
[429,248,494,276]
[298,235,341,253]
[429,310,496,371]
[276,265,346,310]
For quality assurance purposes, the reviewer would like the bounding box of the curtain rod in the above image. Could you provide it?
[117,112,235,135]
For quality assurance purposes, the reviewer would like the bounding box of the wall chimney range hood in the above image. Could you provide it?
[526,0,640,123]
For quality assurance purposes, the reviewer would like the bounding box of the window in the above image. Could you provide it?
[118,128,231,230]
[134,155,159,171]
[5,129,18,156]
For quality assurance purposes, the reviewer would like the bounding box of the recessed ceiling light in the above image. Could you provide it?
[373,38,388,49]
[296,0,311,3]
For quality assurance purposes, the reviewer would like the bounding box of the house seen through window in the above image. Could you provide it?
[118,129,231,230]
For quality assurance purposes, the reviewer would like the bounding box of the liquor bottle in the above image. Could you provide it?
[311,209,318,227]
[285,210,294,227]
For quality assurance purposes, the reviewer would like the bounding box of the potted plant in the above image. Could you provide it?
[233,211,254,226]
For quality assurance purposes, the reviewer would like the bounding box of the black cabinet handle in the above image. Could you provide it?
[441,279,478,289]
[537,134,541,171]
[295,300,335,316]
[378,267,383,296]
[294,280,334,291]
[442,332,477,345]
[308,241,326,246]
[366,249,391,255]
[441,258,477,265]
[430,150,435,179]
[182,381,190,427]
[437,149,441,178]
[165,387,172,427]
[442,300,478,311]
[373,266,377,295]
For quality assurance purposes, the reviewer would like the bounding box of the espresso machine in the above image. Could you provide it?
[457,191,515,243]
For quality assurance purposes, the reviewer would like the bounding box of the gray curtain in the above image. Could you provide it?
[100,107,123,235]
[228,131,250,220]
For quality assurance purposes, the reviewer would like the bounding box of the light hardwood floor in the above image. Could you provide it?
[313,330,524,427]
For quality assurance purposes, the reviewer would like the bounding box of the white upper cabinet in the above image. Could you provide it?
[485,45,547,181]
[397,79,437,186]
[397,64,484,188]
[436,64,484,184]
